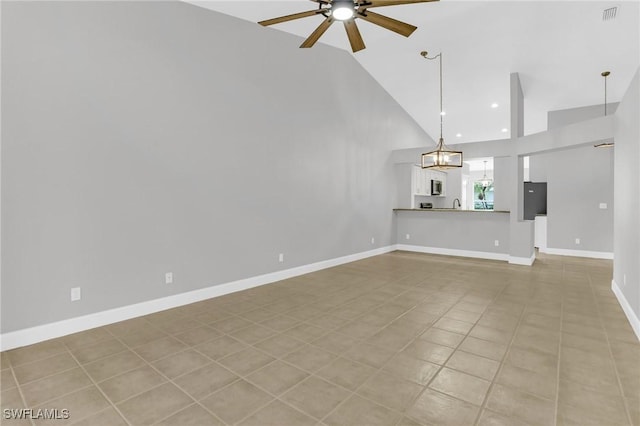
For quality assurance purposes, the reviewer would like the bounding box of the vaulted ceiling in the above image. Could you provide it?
[187,1,639,144]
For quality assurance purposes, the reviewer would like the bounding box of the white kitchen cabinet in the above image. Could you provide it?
[404,166,449,209]
[413,166,430,196]
[411,166,448,197]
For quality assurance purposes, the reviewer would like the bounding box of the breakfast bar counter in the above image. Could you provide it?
[394,208,510,213]
[394,208,512,261]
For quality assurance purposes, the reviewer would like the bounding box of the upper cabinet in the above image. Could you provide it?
[396,164,449,209]
[413,166,429,196]
[413,166,447,197]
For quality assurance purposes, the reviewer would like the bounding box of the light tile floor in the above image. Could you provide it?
[1,251,639,425]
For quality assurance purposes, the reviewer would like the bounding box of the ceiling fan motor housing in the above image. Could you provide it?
[331,0,357,20]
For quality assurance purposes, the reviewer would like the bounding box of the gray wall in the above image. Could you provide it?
[492,157,512,212]
[613,69,640,322]
[1,1,430,332]
[548,103,619,130]
[528,153,548,182]
[529,146,614,253]
[396,211,510,255]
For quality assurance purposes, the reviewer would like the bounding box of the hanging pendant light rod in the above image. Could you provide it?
[419,50,462,169]
[602,71,610,116]
[420,51,444,139]
[594,71,614,148]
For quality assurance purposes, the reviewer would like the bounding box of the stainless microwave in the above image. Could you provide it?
[431,179,443,195]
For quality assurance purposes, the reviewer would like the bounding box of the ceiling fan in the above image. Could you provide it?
[258,0,439,53]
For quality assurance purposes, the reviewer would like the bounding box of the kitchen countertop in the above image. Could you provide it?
[394,208,510,213]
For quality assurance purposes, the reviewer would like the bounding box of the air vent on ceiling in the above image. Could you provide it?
[603,6,618,21]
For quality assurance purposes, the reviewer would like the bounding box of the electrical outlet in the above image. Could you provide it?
[371,237,375,244]
[406,234,410,240]
[278,253,284,263]
[70,287,81,302]
[165,272,173,284]
[494,240,500,247]
[575,238,580,245]
[599,203,607,209]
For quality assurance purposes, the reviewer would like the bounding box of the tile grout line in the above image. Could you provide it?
[587,270,635,426]
[7,363,37,426]
[7,340,121,425]
[86,292,389,425]
[553,268,565,426]
[65,330,135,426]
[103,326,233,426]
[311,288,473,425]
[110,304,367,425]
[470,276,524,426]
[239,286,461,424]
[395,292,474,425]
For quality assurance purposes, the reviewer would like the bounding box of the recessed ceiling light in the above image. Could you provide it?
[491,103,499,108]
[440,111,446,116]
[456,133,462,138]
[501,128,508,133]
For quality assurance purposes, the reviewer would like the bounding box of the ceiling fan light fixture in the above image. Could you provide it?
[331,1,355,21]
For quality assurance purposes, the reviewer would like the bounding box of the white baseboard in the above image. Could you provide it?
[542,247,613,259]
[396,244,509,262]
[508,251,536,266]
[0,246,396,351]
[611,279,640,341]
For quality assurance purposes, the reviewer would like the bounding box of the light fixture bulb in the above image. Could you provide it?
[491,103,499,108]
[501,128,508,133]
[332,5,354,20]
[456,133,462,138]
[440,111,446,116]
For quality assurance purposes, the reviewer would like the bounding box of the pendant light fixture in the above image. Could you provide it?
[594,70,614,148]
[479,160,493,188]
[420,51,463,169]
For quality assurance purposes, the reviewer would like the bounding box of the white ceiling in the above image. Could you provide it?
[187,0,639,144]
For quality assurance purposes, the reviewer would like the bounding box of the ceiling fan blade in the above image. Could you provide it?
[259,10,323,27]
[300,17,335,48]
[344,20,366,52]
[357,10,416,37]
[364,0,439,8]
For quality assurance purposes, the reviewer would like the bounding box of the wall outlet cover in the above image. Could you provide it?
[278,253,284,262]
[70,287,81,302]
[165,272,173,284]
[494,240,500,246]
[599,203,607,209]
[406,234,410,240]
[575,238,581,245]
